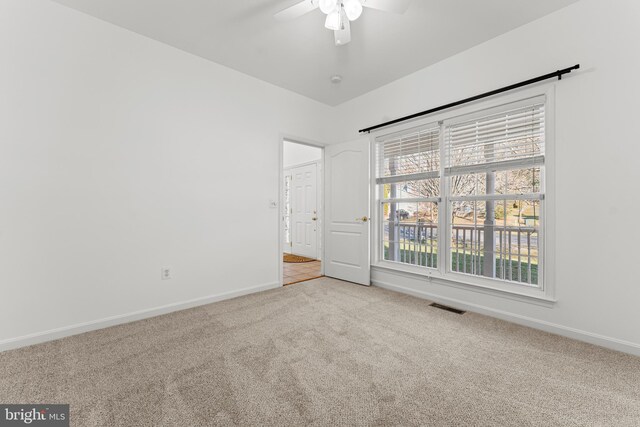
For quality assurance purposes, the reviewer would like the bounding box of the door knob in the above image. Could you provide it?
[312,217,317,221]
[356,216,369,222]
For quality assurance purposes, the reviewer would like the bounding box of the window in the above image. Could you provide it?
[283,174,292,248]
[445,102,544,287]
[375,96,547,292]
[377,125,440,268]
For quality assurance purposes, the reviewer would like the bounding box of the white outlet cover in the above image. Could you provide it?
[161,267,172,280]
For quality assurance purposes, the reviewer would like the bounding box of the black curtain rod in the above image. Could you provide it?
[359,64,580,134]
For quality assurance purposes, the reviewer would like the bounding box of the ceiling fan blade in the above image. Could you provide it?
[361,0,411,14]
[334,17,351,46]
[274,0,318,21]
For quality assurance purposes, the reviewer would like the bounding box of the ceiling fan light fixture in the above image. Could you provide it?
[343,0,363,21]
[319,0,337,14]
[275,0,412,46]
[324,10,341,30]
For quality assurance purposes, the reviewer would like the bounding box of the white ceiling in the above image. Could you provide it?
[51,0,579,106]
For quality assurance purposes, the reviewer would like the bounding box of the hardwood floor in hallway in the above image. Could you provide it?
[283,260,322,285]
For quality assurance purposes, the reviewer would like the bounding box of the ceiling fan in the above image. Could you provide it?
[275,0,411,46]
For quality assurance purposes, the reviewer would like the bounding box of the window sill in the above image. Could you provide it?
[371,262,556,307]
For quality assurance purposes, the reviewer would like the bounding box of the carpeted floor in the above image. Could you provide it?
[1,278,639,426]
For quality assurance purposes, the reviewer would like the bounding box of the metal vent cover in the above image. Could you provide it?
[429,302,466,315]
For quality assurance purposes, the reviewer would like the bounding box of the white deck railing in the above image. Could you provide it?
[387,222,538,284]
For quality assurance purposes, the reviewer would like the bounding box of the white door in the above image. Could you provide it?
[291,163,318,259]
[324,139,370,285]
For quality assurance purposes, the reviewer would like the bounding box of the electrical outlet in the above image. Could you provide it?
[161,267,172,280]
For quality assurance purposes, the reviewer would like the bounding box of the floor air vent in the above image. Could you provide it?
[429,303,466,315]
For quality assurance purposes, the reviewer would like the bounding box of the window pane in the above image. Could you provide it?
[450,173,486,197]
[382,202,438,268]
[382,202,416,222]
[383,179,439,199]
[450,199,540,285]
[406,179,440,198]
[378,127,440,178]
[495,167,541,195]
[284,175,292,245]
[417,202,439,268]
[451,168,541,197]
[445,104,544,171]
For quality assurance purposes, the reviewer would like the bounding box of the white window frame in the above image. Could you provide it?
[376,121,442,274]
[370,85,556,302]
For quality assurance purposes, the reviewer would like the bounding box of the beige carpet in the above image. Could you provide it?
[1,278,639,426]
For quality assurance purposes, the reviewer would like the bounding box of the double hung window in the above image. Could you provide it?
[375,96,547,291]
[377,125,441,268]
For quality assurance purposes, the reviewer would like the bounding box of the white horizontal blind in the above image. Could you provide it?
[445,104,545,176]
[376,126,440,184]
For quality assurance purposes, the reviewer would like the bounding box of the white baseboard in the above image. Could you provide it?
[373,279,640,357]
[0,281,281,353]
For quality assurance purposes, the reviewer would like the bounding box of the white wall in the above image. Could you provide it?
[3,0,640,356]
[0,0,333,348]
[331,0,640,354]
[283,141,322,169]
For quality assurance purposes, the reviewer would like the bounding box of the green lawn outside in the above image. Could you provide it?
[383,246,538,285]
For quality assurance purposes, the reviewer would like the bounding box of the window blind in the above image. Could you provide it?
[376,126,440,185]
[444,104,545,176]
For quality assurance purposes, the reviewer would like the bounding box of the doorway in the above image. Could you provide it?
[282,140,323,285]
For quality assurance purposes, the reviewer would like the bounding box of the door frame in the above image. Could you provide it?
[278,135,326,287]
